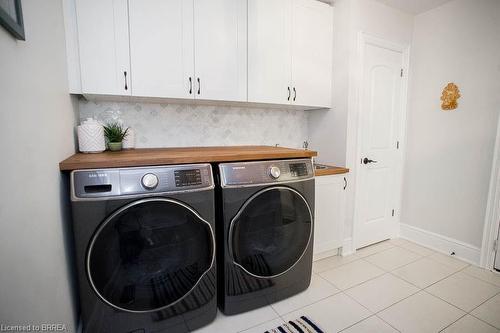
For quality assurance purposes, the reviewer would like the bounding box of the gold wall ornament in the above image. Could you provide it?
[441,82,461,111]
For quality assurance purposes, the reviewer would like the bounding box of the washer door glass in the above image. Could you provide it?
[87,198,214,312]
[230,187,312,278]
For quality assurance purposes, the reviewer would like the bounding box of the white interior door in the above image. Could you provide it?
[291,0,332,108]
[248,0,292,105]
[194,0,247,102]
[128,0,194,99]
[76,0,130,95]
[356,39,405,248]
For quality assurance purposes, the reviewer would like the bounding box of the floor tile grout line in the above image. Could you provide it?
[437,312,468,332]
[373,313,403,333]
[330,291,374,332]
[365,253,424,273]
[460,267,500,289]
[274,291,348,318]
[312,256,362,274]
[371,286,422,316]
[320,263,386,291]
[392,242,437,258]
[468,310,500,330]
[424,274,500,314]
[387,263,462,291]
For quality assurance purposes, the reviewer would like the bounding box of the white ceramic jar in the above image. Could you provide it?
[77,118,106,153]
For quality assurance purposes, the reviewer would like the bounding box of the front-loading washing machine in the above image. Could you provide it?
[70,164,216,333]
[216,158,315,315]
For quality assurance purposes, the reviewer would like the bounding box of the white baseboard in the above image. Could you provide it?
[341,237,355,256]
[400,223,481,265]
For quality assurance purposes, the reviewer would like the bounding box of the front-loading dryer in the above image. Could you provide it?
[216,158,315,315]
[70,164,216,333]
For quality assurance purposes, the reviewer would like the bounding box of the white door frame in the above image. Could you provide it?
[349,32,410,250]
[480,114,500,269]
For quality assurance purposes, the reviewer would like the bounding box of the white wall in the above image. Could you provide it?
[0,0,78,329]
[308,0,413,166]
[308,0,413,252]
[401,0,500,250]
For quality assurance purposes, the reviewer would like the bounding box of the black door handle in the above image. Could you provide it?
[363,157,377,164]
[287,87,291,101]
[293,87,296,101]
[189,77,192,94]
[197,78,201,95]
[124,71,128,91]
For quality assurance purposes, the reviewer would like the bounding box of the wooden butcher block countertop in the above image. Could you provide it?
[314,163,349,176]
[59,145,318,171]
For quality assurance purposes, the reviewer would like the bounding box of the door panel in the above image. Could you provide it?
[248,0,292,104]
[357,42,403,248]
[291,0,332,108]
[194,0,247,102]
[128,0,194,99]
[76,0,130,95]
[87,199,213,312]
[314,175,345,258]
[230,187,312,277]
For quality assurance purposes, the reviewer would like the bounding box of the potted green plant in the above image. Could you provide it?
[103,122,129,151]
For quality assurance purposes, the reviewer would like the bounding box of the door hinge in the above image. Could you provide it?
[392,209,395,217]
[396,141,400,149]
[400,68,403,77]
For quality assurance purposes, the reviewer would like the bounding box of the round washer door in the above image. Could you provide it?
[87,198,215,313]
[229,186,313,278]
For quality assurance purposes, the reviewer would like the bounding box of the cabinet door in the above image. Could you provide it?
[76,0,130,95]
[248,0,292,105]
[291,0,332,108]
[314,175,346,259]
[194,0,247,102]
[128,0,194,99]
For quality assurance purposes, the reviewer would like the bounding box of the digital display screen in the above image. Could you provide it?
[289,163,308,177]
[174,169,202,187]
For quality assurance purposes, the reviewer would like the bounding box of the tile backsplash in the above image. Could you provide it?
[79,100,309,148]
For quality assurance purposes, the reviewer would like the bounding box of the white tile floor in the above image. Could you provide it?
[195,239,500,333]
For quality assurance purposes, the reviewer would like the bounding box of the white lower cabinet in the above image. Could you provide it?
[313,174,347,260]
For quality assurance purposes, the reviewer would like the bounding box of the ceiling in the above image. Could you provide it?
[374,0,453,14]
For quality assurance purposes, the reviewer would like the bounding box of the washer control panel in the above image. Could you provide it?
[71,164,213,200]
[219,158,314,187]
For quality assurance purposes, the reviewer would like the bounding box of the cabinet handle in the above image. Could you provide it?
[197,78,201,95]
[343,177,347,190]
[287,87,291,101]
[293,87,297,101]
[189,77,192,94]
[124,71,128,91]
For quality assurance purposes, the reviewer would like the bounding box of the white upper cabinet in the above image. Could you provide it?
[70,0,332,108]
[291,0,333,108]
[248,0,332,108]
[248,0,292,105]
[194,0,247,102]
[75,0,130,95]
[128,0,195,99]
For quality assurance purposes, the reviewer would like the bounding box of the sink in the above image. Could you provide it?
[314,164,330,170]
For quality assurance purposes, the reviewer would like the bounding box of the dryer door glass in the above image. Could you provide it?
[87,198,214,312]
[230,187,312,278]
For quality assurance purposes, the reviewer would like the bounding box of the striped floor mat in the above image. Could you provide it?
[265,316,324,333]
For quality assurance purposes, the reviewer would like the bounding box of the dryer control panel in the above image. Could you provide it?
[71,164,213,200]
[219,158,314,187]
